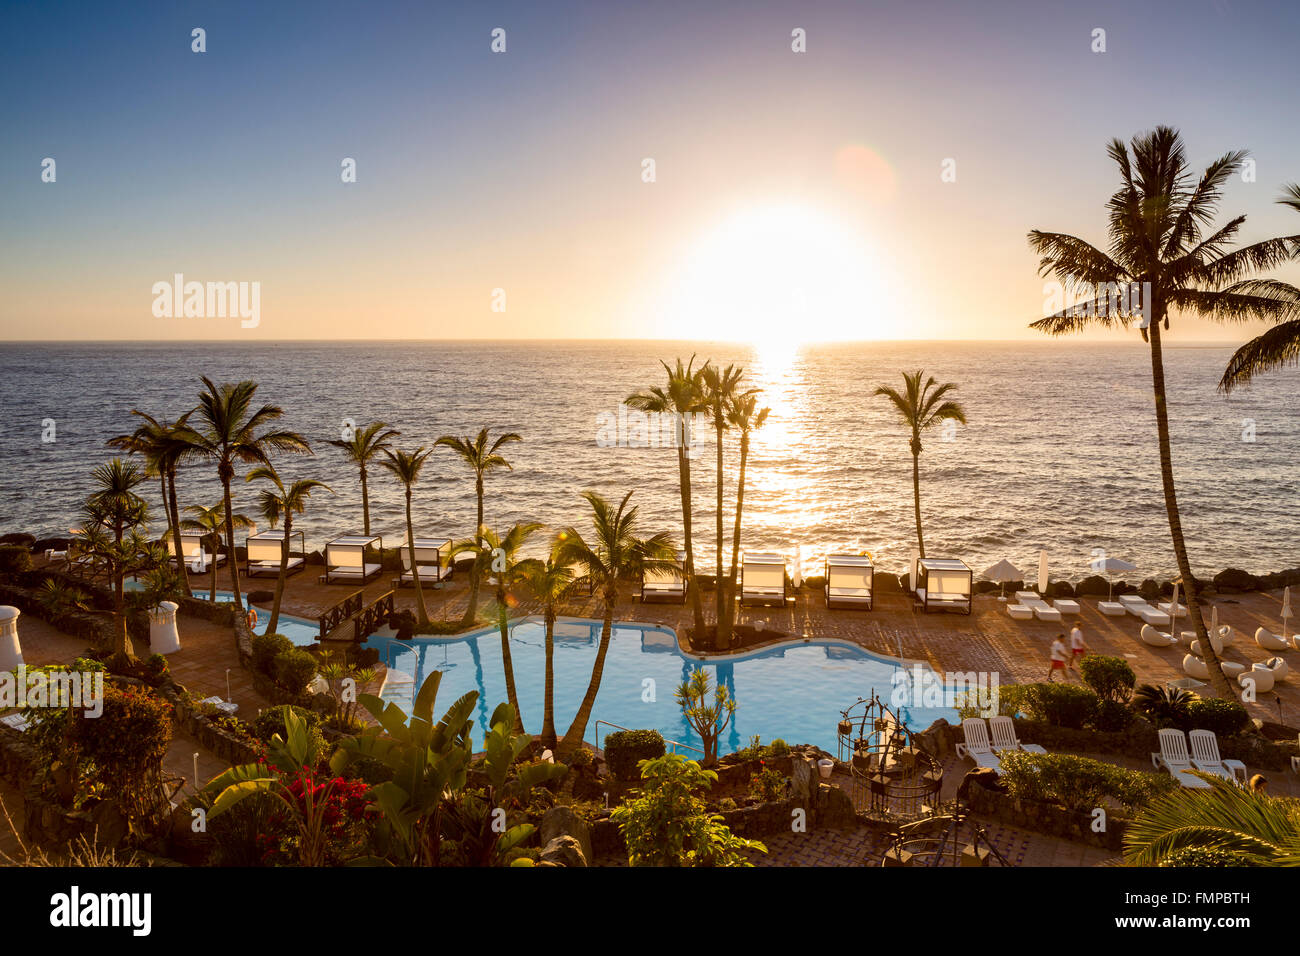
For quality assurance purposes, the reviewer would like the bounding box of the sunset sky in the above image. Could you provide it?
[2,0,1298,344]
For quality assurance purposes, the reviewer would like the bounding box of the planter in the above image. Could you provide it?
[817,758,835,779]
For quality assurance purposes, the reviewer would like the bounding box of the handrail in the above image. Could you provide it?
[353,590,395,642]
[593,719,704,756]
[318,589,365,639]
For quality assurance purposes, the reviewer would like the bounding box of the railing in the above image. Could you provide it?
[593,719,704,756]
[318,589,364,640]
[354,590,395,642]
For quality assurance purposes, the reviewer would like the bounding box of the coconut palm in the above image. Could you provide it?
[720,393,770,644]
[701,362,753,649]
[325,421,400,536]
[1028,126,1300,696]
[451,522,543,734]
[1219,183,1300,391]
[184,378,310,611]
[554,491,677,755]
[378,447,435,627]
[180,502,254,602]
[435,427,522,626]
[107,410,200,597]
[874,370,966,559]
[517,545,576,748]
[245,465,331,636]
[1123,774,1300,866]
[627,357,707,636]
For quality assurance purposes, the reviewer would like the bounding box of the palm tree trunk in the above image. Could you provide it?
[167,469,192,597]
[677,438,705,635]
[462,479,485,625]
[407,491,429,626]
[714,419,725,638]
[113,524,135,664]
[723,432,750,641]
[911,445,925,559]
[542,607,557,748]
[209,531,219,603]
[360,466,371,537]
[267,513,289,635]
[558,591,615,754]
[497,590,525,734]
[221,470,244,611]
[1148,320,1232,697]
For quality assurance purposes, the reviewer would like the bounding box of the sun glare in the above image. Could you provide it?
[659,203,894,347]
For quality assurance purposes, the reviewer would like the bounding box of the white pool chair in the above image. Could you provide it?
[989,715,1047,755]
[955,718,1002,771]
[1140,624,1177,647]
[1255,627,1290,651]
[1186,729,1236,781]
[1151,728,1213,789]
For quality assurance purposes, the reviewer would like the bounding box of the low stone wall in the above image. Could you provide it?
[966,778,1129,852]
[164,684,263,767]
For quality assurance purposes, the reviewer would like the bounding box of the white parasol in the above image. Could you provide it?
[982,558,1023,602]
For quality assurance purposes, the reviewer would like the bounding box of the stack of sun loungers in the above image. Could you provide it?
[1011,591,1061,622]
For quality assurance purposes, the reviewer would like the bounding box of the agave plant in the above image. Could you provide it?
[1132,683,1193,727]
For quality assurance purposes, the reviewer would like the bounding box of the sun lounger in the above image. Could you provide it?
[915,558,973,615]
[1015,591,1061,622]
[1151,728,1213,788]
[1187,729,1241,782]
[1118,594,1171,625]
[396,537,453,587]
[1098,601,1127,616]
[1052,599,1081,615]
[954,718,1002,770]
[740,552,788,607]
[1255,627,1290,651]
[0,713,29,732]
[824,554,874,610]
[1007,604,1034,620]
[642,550,687,604]
[989,715,1047,755]
[323,534,383,584]
[1157,601,1188,618]
[1140,623,1177,647]
[245,530,306,578]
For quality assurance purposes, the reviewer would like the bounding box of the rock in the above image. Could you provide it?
[815,783,856,828]
[31,536,73,553]
[1138,578,1161,600]
[387,609,416,641]
[1214,568,1261,593]
[1113,581,1136,596]
[1075,575,1109,596]
[538,805,594,864]
[957,767,1003,802]
[1046,580,1075,599]
[0,533,36,549]
[539,835,587,867]
[306,550,325,566]
[247,589,274,603]
[874,573,906,593]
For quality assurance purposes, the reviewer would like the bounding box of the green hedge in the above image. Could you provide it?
[605,729,666,781]
[1078,655,1135,703]
[1180,697,1251,737]
[251,633,294,674]
[997,751,1178,813]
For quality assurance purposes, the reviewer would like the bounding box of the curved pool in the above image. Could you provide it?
[364,618,960,755]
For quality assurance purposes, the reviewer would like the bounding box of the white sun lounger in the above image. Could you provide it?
[1187,729,1243,782]
[1015,592,1062,622]
[397,537,453,587]
[1098,601,1127,616]
[989,715,1047,755]
[1007,604,1034,620]
[1151,728,1213,788]
[1118,594,1171,625]
[955,718,1002,770]
[740,552,788,607]
[1157,601,1188,618]
[0,713,30,732]
[824,553,874,610]
[642,550,687,604]
[1052,599,1081,615]
[1140,623,1178,647]
[323,534,383,584]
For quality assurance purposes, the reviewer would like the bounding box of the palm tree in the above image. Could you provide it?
[1218,183,1300,391]
[874,370,966,559]
[107,410,200,598]
[1123,774,1300,866]
[180,502,254,602]
[701,362,752,649]
[1028,126,1300,696]
[627,357,707,636]
[720,393,770,644]
[517,544,576,749]
[378,447,435,627]
[435,427,522,626]
[554,490,677,755]
[325,421,400,536]
[452,522,543,734]
[245,465,331,636]
[185,378,310,611]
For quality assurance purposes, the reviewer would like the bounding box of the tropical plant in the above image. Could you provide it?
[1123,774,1300,866]
[516,543,576,748]
[180,501,254,602]
[378,446,435,627]
[245,464,331,635]
[325,421,400,536]
[675,668,736,767]
[720,392,769,644]
[626,357,708,635]
[700,362,752,648]
[1219,182,1300,390]
[874,369,966,559]
[34,579,91,619]
[610,753,767,867]
[317,651,379,733]
[435,427,522,626]
[1132,683,1194,726]
[1028,127,1300,695]
[554,490,678,754]
[184,377,310,610]
[1077,654,1136,703]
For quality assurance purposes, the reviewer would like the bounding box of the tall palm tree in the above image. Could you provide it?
[627,357,707,635]
[554,490,677,755]
[720,393,770,644]
[452,522,543,734]
[1028,126,1300,696]
[435,427,522,626]
[518,544,576,749]
[245,465,331,636]
[181,502,254,602]
[701,362,752,648]
[379,447,435,627]
[874,370,966,559]
[107,410,200,597]
[325,421,400,536]
[1219,183,1300,391]
[185,378,310,611]
[1123,774,1300,866]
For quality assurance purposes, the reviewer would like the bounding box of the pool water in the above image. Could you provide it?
[364,619,959,755]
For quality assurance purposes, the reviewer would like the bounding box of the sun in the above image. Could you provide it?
[658,202,894,347]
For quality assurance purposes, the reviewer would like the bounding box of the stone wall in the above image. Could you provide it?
[966,778,1129,851]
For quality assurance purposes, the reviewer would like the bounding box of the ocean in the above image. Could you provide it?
[1,339,1297,583]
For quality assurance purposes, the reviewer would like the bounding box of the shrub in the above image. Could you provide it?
[605,729,666,781]
[0,545,32,574]
[1093,698,1133,732]
[251,632,293,674]
[1018,682,1099,729]
[768,738,789,756]
[1180,697,1251,738]
[1158,846,1254,867]
[67,685,175,829]
[1133,683,1193,727]
[998,751,1178,813]
[1078,655,1135,703]
[251,705,325,766]
[274,649,319,695]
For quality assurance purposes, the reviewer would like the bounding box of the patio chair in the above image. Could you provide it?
[1255,627,1290,651]
[1151,728,1213,789]
[1140,624,1177,647]
[1187,729,1246,783]
[988,715,1047,755]
[954,718,1002,771]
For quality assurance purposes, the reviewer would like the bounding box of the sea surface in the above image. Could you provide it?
[1,340,1297,583]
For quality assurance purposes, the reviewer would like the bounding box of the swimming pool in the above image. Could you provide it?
[364,619,959,755]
